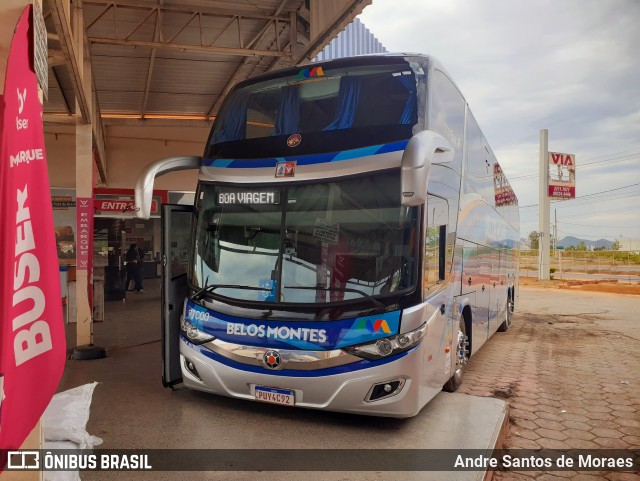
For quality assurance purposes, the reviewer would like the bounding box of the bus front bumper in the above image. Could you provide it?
[179,338,437,418]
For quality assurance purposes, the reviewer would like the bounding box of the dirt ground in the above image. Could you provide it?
[520,278,640,296]
[457,284,640,481]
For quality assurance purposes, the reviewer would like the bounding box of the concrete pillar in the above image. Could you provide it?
[74,4,94,347]
[538,129,550,280]
[75,116,93,345]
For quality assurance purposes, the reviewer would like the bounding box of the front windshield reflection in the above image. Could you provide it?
[192,172,418,305]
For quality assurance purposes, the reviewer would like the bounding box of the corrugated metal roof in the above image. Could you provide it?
[43,0,371,122]
[314,18,386,62]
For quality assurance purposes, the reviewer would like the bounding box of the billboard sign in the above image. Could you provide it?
[548,152,575,199]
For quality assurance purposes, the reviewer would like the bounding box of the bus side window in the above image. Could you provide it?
[430,70,465,171]
[424,196,448,296]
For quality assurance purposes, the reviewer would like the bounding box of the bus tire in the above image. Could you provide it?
[508,288,515,313]
[444,316,469,392]
[498,292,513,332]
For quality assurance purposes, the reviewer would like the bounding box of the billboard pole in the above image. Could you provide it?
[539,129,550,280]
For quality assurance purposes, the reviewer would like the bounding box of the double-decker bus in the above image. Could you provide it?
[135,54,519,418]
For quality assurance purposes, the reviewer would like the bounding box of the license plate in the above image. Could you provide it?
[255,386,295,406]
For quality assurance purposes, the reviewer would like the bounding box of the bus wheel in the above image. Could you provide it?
[498,298,512,332]
[444,317,469,392]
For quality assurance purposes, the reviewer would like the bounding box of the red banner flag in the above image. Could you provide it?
[0,5,66,460]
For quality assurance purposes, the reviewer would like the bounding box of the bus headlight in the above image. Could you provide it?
[180,318,215,345]
[343,323,427,360]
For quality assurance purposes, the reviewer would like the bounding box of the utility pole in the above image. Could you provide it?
[553,209,558,251]
[538,129,550,280]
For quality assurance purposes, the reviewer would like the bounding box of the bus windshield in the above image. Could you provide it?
[205,58,419,158]
[192,172,419,306]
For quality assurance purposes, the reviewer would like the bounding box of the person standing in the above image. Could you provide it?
[135,246,145,293]
[125,243,138,292]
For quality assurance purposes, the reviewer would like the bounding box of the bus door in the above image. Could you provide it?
[161,204,193,387]
[461,242,488,353]
[490,250,507,333]
[480,247,493,346]
[488,249,500,332]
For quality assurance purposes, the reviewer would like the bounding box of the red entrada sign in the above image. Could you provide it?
[95,199,158,213]
[93,188,165,216]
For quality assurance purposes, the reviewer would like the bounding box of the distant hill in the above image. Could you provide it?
[558,236,613,249]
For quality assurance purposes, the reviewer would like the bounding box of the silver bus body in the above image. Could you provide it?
[139,54,519,418]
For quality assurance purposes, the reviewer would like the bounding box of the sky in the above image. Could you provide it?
[359,0,640,246]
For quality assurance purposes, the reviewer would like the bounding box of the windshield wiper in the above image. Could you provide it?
[283,285,385,309]
[192,284,271,301]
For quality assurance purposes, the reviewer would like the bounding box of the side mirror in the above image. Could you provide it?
[400,131,454,206]
[134,156,201,219]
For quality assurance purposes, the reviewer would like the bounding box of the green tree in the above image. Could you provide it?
[611,239,621,251]
[594,245,606,251]
[564,242,588,252]
[528,231,539,250]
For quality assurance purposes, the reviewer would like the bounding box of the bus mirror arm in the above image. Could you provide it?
[134,156,202,219]
[400,131,454,207]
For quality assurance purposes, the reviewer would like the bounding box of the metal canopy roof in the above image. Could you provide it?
[44,0,371,123]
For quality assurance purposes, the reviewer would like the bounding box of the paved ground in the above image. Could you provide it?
[60,279,508,481]
[60,280,639,480]
[458,286,640,481]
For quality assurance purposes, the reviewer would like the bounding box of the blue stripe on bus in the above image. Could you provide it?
[375,140,410,155]
[191,341,414,378]
[203,141,409,168]
[210,159,234,168]
[184,300,402,351]
[332,144,381,161]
